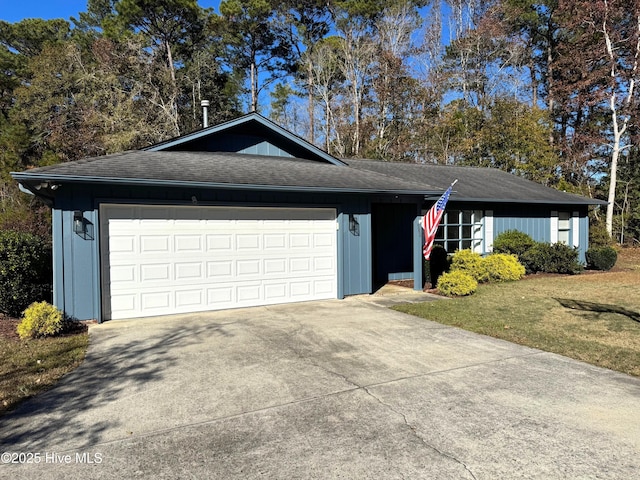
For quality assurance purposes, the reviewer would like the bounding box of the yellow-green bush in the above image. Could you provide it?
[484,254,526,282]
[450,249,526,284]
[17,301,65,340]
[436,270,478,296]
[450,249,489,282]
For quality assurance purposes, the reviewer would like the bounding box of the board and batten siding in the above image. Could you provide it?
[339,199,373,296]
[51,184,401,321]
[492,205,589,262]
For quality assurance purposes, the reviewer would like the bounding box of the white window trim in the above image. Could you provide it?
[484,210,493,253]
[550,211,559,244]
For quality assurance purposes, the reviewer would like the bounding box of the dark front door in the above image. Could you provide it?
[372,203,415,290]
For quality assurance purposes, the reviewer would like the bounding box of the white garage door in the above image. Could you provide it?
[101,205,337,320]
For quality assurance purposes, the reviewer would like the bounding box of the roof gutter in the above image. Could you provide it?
[11,172,438,197]
[444,196,608,206]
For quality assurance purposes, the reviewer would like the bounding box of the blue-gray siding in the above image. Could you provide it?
[52,183,421,321]
[452,202,590,261]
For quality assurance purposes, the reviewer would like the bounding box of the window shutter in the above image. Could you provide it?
[550,211,558,243]
[484,210,493,253]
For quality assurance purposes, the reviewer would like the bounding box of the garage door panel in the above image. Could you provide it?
[175,262,203,280]
[175,289,203,307]
[314,232,335,247]
[236,234,260,250]
[110,235,136,253]
[237,284,261,302]
[208,286,233,305]
[290,234,311,248]
[314,256,335,272]
[110,265,136,282]
[140,235,170,253]
[104,206,337,320]
[207,234,232,250]
[207,261,233,277]
[290,257,311,273]
[140,264,171,281]
[290,281,311,297]
[264,258,286,274]
[264,234,286,249]
[314,279,336,295]
[175,235,202,252]
[141,291,171,309]
[237,259,261,276]
[264,283,287,300]
[111,294,136,314]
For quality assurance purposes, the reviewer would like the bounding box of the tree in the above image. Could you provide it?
[497,0,560,110]
[475,99,559,184]
[109,0,207,135]
[554,0,640,236]
[220,0,293,112]
[616,144,640,244]
[307,37,345,154]
[0,19,72,117]
[331,12,376,157]
[367,2,422,160]
[277,0,331,143]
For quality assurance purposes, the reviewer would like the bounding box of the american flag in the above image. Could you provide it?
[422,181,456,260]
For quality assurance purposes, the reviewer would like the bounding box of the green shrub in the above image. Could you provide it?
[437,270,478,296]
[0,231,52,317]
[520,242,583,275]
[493,230,537,257]
[17,301,64,340]
[585,246,618,271]
[450,249,489,282]
[588,220,614,248]
[484,254,526,282]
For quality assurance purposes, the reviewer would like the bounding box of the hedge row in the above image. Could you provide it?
[0,231,52,318]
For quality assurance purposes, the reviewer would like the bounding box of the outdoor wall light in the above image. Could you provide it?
[34,181,60,191]
[73,211,84,235]
[348,214,360,236]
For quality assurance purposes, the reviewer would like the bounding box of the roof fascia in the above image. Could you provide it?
[446,197,607,206]
[11,172,436,196]
[145,113,347,167]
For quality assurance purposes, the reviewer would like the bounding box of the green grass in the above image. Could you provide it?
[394,249,640,377]
[0,322,89,415]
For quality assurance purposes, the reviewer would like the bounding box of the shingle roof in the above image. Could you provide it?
[12,148,606,206]
[346,159,605,205]
[12,151,438,195]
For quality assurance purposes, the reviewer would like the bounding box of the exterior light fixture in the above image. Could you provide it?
[348,214,360,236]
[73,211,84,235]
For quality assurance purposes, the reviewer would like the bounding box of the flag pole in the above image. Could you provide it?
[422,179,457,260]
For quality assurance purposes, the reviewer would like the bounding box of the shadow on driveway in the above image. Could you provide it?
[0,319,234,450]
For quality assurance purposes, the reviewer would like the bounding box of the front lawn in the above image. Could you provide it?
[394,248,640,377]
[0,317,89,415]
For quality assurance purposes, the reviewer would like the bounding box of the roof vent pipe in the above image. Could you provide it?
[201,100,210,128]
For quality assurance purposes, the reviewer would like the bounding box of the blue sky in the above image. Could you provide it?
[0,1,220,23]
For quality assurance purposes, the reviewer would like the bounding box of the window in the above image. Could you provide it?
[434,210,484,253]
[558,211,570,245]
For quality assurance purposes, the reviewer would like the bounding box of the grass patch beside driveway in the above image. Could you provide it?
[0,318,89,415]
[394,248,640,377]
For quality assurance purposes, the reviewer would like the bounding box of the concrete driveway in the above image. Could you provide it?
[1,292,639,479]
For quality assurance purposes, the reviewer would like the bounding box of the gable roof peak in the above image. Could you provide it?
[145,112,346,166]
